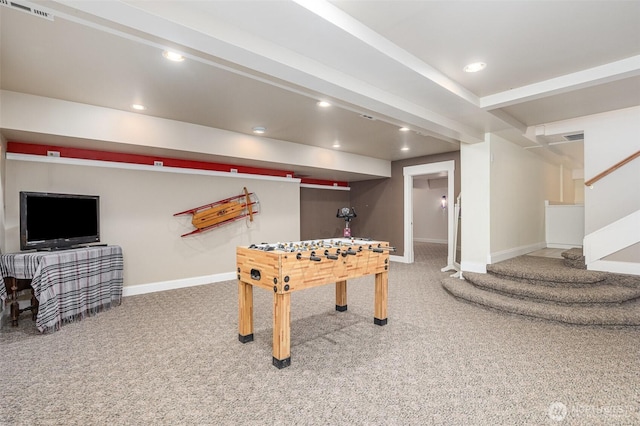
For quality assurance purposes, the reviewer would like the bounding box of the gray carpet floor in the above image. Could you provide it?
[1,243,639,425]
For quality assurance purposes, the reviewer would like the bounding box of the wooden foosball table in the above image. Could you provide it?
[236,238,393,368]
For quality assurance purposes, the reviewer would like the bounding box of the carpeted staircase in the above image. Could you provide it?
[442,249,640,326]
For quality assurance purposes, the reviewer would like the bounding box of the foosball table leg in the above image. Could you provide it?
[272,292,291,369]
[374,271,388,326]
[335,280,347,312]
[238,280,254,343]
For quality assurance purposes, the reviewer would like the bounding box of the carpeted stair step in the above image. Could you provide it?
[561,248,586,269]
[441,277,640,326]
[463,271,640,304]
[486,256,608,287]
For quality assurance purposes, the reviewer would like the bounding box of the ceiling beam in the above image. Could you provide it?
[292,0,481,107]
[50,0,485,144]
[481,55,640,110]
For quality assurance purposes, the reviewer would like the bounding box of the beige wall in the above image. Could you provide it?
[348,178,393,243]
[460,133,564,272]
[350,151,460,256]
[5,158,300,286]
[413,178,448,243]
[562,165,575,204]
[574,179,585,204]
[489,134,562,260]
[300,187,350,240]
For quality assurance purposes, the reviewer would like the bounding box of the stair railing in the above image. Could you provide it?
[582,150,639,274]
[584,150,640,187]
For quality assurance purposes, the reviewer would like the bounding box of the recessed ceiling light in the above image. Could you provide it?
[464,62,486,73]
[317,101,331,108]
[163,50,185,62]
[401,146,409,151]
[399,127,410,132]
[252,126,266,134]
[131,104,146,111]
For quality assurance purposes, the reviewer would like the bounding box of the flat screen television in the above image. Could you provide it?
[20,191,100,251]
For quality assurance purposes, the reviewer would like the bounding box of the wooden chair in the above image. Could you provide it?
[3,277,38,326]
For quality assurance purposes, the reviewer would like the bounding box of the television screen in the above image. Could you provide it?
[20,191,100,250]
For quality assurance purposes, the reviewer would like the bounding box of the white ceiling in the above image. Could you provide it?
[1,0,639,181]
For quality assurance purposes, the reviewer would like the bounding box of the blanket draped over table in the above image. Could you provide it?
[0,246,123,333]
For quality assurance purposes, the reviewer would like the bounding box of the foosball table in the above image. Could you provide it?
[236,238,394,368]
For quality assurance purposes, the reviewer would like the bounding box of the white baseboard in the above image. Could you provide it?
[461,260,486,274]
[489,241,546,264]
[547,243,582,249]
[122,272,236,297]
[389,254,408,263]
[413,238,447,244]
[588,260,640,276]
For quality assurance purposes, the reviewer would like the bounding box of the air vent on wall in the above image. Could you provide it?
[0,0,54,21]
[563,133,584,141]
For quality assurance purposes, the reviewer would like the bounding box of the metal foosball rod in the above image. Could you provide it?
[335,247,358,256]
[296,251,322,261]
[363,245,397,253]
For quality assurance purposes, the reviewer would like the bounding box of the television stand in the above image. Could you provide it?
[0,245,123,331]
[3,277,38,326]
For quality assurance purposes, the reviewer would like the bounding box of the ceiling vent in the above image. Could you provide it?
[563,133,584,142]
[0,0,54,21]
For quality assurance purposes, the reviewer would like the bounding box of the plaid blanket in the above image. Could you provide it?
[0,246,123,332]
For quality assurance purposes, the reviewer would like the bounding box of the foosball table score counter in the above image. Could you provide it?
[236,238,394,368]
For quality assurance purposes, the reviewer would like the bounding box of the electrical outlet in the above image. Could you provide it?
[230,168,238,173]
[154,161,163,167]
[47,151,60,157]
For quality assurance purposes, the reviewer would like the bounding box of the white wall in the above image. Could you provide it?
[545,202,585,248]
[460,137,490,273]
[5,158,300,288]
[412,178,448,244]
[0,90,391,180]
[540,106,640,263]
[583,107,640,235]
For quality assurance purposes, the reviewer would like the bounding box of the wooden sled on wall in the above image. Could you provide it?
[174,187,259,237]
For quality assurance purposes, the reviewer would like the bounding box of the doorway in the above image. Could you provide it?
[403,160,455,270]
